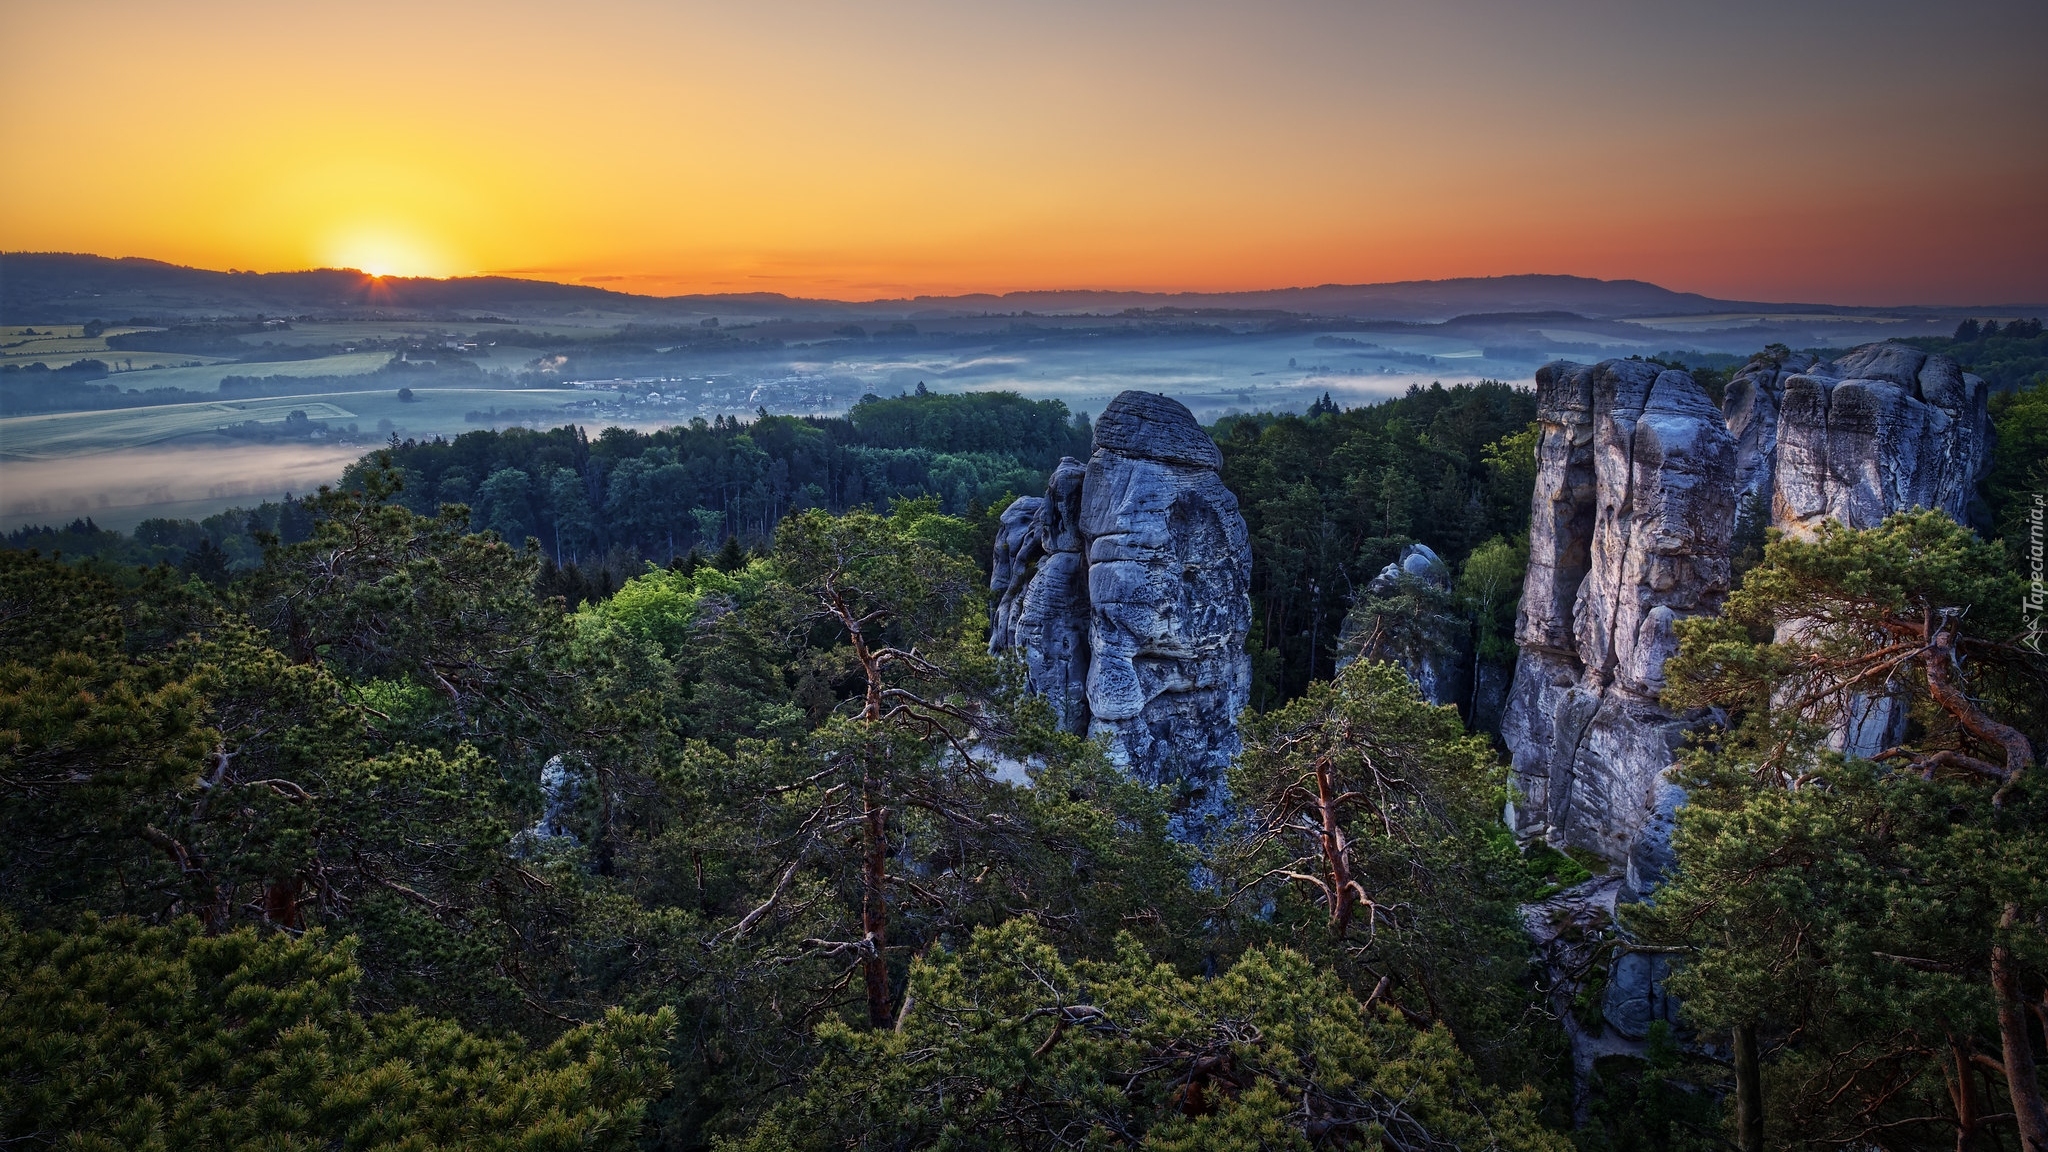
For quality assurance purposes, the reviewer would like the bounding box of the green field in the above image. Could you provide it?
[1,318,625,381]
[0,387,609,460]
[0,397,360,459]
[0,324,211,373]
[92,350,397,392]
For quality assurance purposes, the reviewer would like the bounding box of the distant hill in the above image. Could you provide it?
[890,276,1744,321]
[0,253,680,325]
[0,251,1892,327]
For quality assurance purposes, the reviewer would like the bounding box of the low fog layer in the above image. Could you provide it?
[1,443,364,533]
[0,333,1498,533]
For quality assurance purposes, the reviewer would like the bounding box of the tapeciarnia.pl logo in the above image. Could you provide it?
[2026,493,2046,655]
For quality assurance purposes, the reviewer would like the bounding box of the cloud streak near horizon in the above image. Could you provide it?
[2,0,2043,304]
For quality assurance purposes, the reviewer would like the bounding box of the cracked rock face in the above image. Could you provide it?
[1503,343,1989,891]
[1013,459,1091,733]
[1720,352,1820,526]
[990,392,1252,838]
[1602,950,1684,1041]
[987,495,1044,653]
[1767,344,1988,756]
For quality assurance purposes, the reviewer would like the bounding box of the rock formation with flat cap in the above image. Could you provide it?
[1335,543,1467,708]
[1767,342,1988,540]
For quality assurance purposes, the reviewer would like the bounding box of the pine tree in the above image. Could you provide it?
[721,919,1567,1151]
[1640,511,2048,1149]
[0,914,672,1151]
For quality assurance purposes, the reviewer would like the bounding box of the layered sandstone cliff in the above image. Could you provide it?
[1725,343,1988,539]
[1502,342,1989,892]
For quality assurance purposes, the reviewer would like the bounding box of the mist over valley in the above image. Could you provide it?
[1,254,2011,532]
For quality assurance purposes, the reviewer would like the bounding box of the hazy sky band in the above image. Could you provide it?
[3,0,2043,304]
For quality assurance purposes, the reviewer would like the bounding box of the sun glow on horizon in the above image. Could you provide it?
[325,226,453,281]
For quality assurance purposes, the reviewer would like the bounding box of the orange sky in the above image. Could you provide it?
[3,0,2044,304]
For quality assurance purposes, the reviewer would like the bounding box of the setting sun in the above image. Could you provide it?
[325,226,450,280]
[2,3,2047,1146]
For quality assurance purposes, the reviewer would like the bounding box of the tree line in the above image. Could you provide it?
[1914,319,2048,393]
[343,388,1091,569]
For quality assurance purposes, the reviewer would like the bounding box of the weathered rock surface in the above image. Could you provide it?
[987,495,1044,653]
[1391,544,1447,584]
[1602,949,1684,1041]
[1502,358,1739,888]
[512,755,582,855]
[1503,343,1990,889]
[1720,351,1820,525]
[1468,660,1511,734]
[1011,459,1092,731]
[990,393,1252,837]
[1522,876,1655,1123]
[1769,343,1988,538]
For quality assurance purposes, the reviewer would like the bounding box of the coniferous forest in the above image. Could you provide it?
[4,349,2047,1150]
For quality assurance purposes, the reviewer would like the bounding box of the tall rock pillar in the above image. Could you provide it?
[990,391,1252,839]
[1500,359,1738,892]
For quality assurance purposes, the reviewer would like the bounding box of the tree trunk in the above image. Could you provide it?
[1734,1022,1764,1152]
[263,877,302,929]
[861,766,891,1028]
[1315,755,1357,937]
[1915,628,2048,1147]
[1920,629,2033,803]
[1994,903,2048,1151]
[849,609,893,1029]
[1467,635,1483,722]
[1947,1033,1981,1152]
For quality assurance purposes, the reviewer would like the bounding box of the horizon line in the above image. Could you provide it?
[8,250,2048,314]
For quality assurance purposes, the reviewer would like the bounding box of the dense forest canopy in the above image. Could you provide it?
[346,388,1086,549]
[1215,381,1538,706]
[0,473,1571,1148]
[4,358,2047,1150]
[1910,318,2048,393]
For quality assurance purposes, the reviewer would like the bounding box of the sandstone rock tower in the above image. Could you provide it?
[1499,359,1739,892]
[990,391,1252,838]
[1335,543,1467,708]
